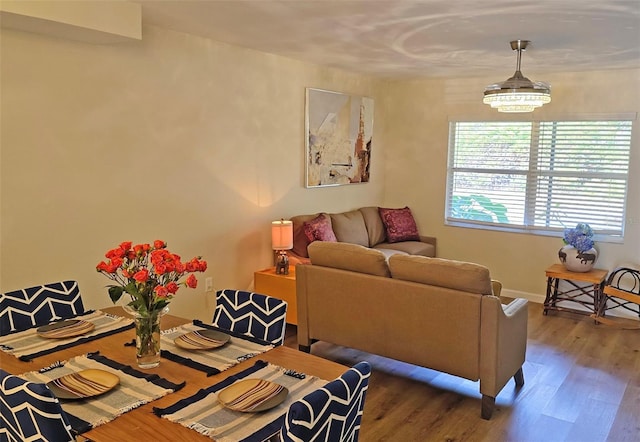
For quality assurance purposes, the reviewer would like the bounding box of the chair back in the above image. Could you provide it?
[280,361,371,442]
[0,280,85,336]
[0,369,75,442]
[212,289,288,346]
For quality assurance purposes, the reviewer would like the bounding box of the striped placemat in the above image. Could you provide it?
[20,352,185,434]
[0,311,134,361]
[154,360,328,442]
[160,321,274,376]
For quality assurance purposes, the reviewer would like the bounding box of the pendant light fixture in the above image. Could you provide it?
[483,40,551,113]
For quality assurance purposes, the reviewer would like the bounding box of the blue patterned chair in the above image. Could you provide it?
[0,280,86,336]
[0,369,75,442]
[212,289,288,346]
[280,361,372,442]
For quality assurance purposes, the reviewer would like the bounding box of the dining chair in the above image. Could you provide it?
[0,369,75,442]
[212,289,288,346]
[0,280,86,336]
[279,361,372,442]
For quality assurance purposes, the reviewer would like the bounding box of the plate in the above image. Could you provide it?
[218,378,288,412]
[37,319,95,339]
[46,369,119,400]
[173,329,230,350]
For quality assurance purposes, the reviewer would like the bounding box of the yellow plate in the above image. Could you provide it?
[173,329,230,350]
[47,369,119,400]
[37,320,95,339]
[218,378,288,412]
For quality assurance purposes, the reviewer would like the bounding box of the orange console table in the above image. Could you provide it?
[254,266,297,325]
[543,263,608,317]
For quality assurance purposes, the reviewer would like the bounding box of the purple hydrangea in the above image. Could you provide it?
[563,223,595,252]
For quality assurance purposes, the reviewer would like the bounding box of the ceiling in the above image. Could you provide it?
[137,0,640,79]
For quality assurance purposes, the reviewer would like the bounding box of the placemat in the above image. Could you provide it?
[160,321,274,376]
[0,310,134,361]
[153,360,328,442]
[20,352,185,434]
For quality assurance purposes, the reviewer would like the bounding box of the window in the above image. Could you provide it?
[446,116,634,239]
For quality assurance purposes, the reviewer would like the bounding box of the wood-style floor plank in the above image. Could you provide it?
[284,302,640,441]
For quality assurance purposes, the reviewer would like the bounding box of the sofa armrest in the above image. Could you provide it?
[419,235,436,246]
[480,296,528,399]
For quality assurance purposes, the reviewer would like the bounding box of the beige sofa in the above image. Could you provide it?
[289,206,436,264]
[296,241,528,419]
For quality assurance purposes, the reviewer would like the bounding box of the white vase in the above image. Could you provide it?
[558,245,598,273]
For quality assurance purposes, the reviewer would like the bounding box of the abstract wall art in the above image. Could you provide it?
[305,88,374,188]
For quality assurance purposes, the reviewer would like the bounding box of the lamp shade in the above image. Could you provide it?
[483,40,551,113]
[271,219,293,250]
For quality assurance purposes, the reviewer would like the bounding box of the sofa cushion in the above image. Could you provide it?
[290,213,319,258]
[378,207,420,243]
[388,255,492,294]
[329,210,369,247]
[308,241,390,277]
[371,248,409,260]
[359,206,386,246]
[303,214,337,243]
[374,241,435,257]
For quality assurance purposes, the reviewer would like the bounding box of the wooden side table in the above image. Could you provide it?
[543,263,608,318]
[254,267,297,325]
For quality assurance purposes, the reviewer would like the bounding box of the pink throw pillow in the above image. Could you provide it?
[378,207,420,243]
[303,214,338,243]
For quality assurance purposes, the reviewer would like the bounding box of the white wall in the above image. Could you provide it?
[378,70,640,302]
[0,25,384,320]
[2,22,638,320]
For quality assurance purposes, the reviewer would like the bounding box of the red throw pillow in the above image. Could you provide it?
[303,214,338,243]
[378,207,420,243]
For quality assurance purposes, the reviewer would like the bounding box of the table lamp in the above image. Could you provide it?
[272,219,293,275]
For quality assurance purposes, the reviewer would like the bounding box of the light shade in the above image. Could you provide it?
[483,40,551,113]
[271,219,293,250]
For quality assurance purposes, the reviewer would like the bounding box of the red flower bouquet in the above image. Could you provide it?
[97,240,207,368]
[96,240,207,315]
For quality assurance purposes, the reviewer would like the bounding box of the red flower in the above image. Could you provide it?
[154,285,169,298]
[96,261,111,273]
[185,274,198,288]
[133,268,149,283]
[133,243,150,257]
[198,260,208,272]
[185,258,200,272]
[166,282,179,294]
[105,248,125,259]
[119,241,132,251]
[154,240,166,249]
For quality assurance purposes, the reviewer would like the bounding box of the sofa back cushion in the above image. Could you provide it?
[308,241,390,277]
[389,255,492,294]
[290,213,320,258]
[329,210,369,247]
[359,206,387,246]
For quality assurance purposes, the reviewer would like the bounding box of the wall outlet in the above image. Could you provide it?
[205,277,213,292]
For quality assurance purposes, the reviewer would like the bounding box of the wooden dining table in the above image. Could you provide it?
[1,307,348,441]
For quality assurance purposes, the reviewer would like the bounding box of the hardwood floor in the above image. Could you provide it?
[284,302,640,442]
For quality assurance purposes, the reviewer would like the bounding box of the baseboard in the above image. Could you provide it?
[502,288,639,319]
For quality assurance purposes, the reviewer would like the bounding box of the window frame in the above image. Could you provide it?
[445,114,635,243]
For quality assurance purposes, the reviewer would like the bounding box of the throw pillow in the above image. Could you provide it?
[378,206,420,243]
[303,214,338,243]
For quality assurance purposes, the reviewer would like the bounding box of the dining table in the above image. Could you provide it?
[1,306,349,441]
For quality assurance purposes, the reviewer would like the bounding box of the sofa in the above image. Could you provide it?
[289,206,436,264]
[296,241,528,419]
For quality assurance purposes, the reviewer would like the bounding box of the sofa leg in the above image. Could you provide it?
[298,345,311,353]
[481,395,495,420]
[514,367,524,387]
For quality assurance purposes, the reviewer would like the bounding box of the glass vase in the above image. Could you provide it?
[124,305,169,369]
